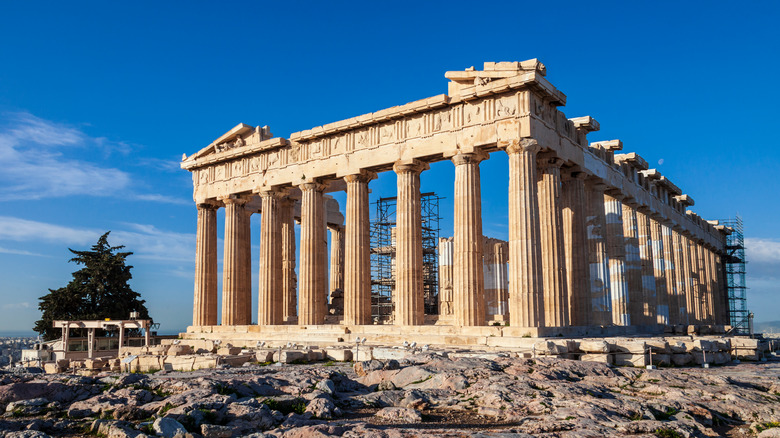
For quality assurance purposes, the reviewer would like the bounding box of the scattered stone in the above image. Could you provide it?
[374,406,422,423]
[153,417,187,437]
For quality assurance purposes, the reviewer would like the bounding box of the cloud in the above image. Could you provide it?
[0,112,132,201]
[0,246,49,257]
[0,216,194,264]
[132,194,192,206]
[1,302,32,310]
[744,237,780,281]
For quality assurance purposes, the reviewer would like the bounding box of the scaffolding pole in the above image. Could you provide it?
[721,216,749,334]
[370,193,441,323]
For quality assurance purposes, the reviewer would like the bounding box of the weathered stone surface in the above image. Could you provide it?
[374,406,422,423]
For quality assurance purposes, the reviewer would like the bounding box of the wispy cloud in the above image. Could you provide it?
[0,246,49,257]
[1,302,32,310]
[745,237,780,281]
[0,112,131,201]
[0,216,194,263]
[132,194,192,206]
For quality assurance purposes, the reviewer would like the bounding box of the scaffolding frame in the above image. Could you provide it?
[370,193,441,323]
[721,216,749,334]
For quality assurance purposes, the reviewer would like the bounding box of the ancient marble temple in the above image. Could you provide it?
[181,60,730,337]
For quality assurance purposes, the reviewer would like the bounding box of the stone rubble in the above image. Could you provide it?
[1,347,779,437]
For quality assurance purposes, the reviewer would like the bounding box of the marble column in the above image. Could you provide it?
[298,182,327,325]
[604,191,629,326]
[537,155,569,327]
[585,179,611,326]
[561,171,589,326]
[280,198,297,321]
[484,239,509,319]
[193,203,218,326]
[696,241,710,324]
[707,247,720,325]
[241,206,253,325]
[622,201,643,326]
[714,251,728,325]
[438,237,454,317]
[636,208,657,326]
[504,139,544,327]
[343,171,375,325]
[685,235,701,324]
[649,217,670,325]
[257,189,283,325]
[393,159,428,326]
[329,225,345,296]
[662,225,680,324]
[220,195,251,326]
[702,245,715,324]
[452,152,487,326]
[675,230,692,324]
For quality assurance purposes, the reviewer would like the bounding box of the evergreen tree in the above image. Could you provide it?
[34,232,151,340]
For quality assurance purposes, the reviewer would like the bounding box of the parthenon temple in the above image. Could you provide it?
[181,60,732,344]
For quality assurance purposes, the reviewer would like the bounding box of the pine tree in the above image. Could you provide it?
[34,232,151,340]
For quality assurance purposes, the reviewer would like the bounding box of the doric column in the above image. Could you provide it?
[241,205,254,325]
[649,216,669,325]
[329,225,345,296]
[280,197,297,321]
[503,138,544,327]
[585,179,611,325]
[561,171,589,326]
[193,202,218,326]
[393,159,428,325]
[438,237,454,317]
[707,247,720,325]
[343,171,375,325]
[622,201,643,326]
[702,245,715,324]
[695,241,710,324]
[636,209,657,326]
[537,155,569,327]
[257,189,284,325]
[452,151,487,326]
[662,224,680,324]
[220,195,251,326]
[685,235,701,324]
[484,239,509,319]
[674,229,691,324]
[298,182,327,325]
[604,191,630,326]
[714,251,728,325]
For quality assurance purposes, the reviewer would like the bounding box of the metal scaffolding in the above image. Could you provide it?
[721,216,749,334]
[370,193,441,323]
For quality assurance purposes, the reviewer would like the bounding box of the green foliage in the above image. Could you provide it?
[756,422,780,432]
[652,406,679,421]
[654,428,682,438]
[34,232,151,340]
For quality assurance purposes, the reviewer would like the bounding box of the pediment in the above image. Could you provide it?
[186,123,273,161]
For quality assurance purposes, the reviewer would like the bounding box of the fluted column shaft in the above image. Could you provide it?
[622,202,643,326]
[280,198,297,320]
[636,209,657,326]
[258,190,283,325]
[714,252,728,325]
[343,172,375,325]
[537,156,569,327]
[298,182,327,325]
[702,245,715,324]
[241,207,253,324]
[649,217,669,325]
[604,192,630,326]
[561,172,589,326]
[675,230,691,324]
[394,160,428,325]
[505,139,544,327]
[193,203,218,326]
[329,225,345,295]
[452,152,487,326]
[585,180,611,325]
[662,225,680,324]
[695,241,710,323]
[685,235,700,324]
[221,196,251,326]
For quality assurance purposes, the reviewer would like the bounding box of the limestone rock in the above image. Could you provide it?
[374,407,422,423]
[153,417,187,437]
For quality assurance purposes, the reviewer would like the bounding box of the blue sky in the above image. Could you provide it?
[1,1,778,335]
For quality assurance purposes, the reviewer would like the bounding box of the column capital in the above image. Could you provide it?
[196,201,220,211]
[393,159,429,174]
[500,137,540,155]
[343,170,377,184]
[218,194,251,205]
[450,150,489,166]
[297,180,327,192]
[257,187,288,199]
[537,155,565,170]
[585,177,609,192]
[604,188,626,200]
[561,169,588,181]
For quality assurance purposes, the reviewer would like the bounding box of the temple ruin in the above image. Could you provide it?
[180,60,732,346]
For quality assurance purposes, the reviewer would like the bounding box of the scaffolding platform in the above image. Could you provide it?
[721,216,749,335]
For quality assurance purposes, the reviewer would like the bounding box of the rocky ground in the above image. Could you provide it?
[1,353,779,438]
